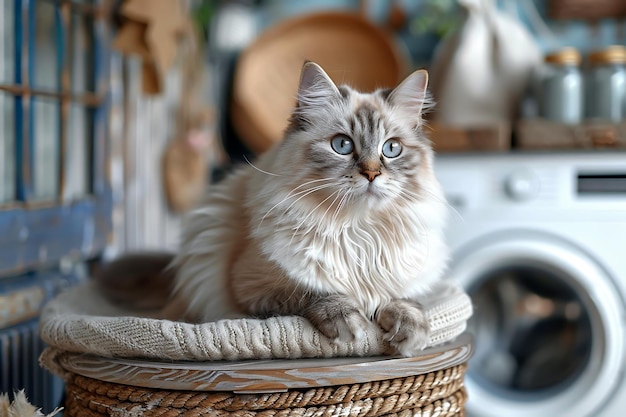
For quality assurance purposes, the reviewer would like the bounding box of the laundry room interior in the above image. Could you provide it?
[1,0,626,416]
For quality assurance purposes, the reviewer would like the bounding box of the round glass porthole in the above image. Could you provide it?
[468,264,592,394]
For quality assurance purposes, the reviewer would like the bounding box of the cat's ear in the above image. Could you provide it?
[296,61,341,108]
[388,69,430,115]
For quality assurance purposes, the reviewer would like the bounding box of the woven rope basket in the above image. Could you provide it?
[63,365,468,417]
[40,282,472,416]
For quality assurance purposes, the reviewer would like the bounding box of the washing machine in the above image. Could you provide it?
[434,151,626,417]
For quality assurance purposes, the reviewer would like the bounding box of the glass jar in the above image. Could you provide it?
[585,45,626,122]
[538,48,584,124]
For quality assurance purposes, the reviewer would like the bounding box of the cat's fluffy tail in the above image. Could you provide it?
[93,252,177,310]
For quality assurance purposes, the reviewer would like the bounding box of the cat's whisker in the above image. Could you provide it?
[440,200,465,223]
[257,181,335,230]
[281,183,336,216]
[270,183,336,231]
[405,187,465,223]
[287,178,336,196]
[422,120,436,131]
[396,186,432,204]
[280,178,338,210]
[319,188,345,226]
[437,204,464,223]
[243,155,281,177]
[288,189,341,249]
[329,193,346,227]
[295,188,341,230]
[331,191,350,226]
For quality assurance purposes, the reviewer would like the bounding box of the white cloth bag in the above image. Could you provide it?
[430,0,542,126]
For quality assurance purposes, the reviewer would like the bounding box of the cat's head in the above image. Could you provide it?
[271,61,439,214]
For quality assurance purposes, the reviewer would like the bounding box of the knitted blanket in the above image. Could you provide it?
[39,280,472,366]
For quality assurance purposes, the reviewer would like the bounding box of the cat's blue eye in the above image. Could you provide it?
[331,134,354,155]
[382,139,402,158]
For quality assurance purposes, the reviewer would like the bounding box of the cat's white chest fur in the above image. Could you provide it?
[256,198,449,317]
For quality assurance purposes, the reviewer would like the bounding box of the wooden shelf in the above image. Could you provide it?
[516,118,626,150]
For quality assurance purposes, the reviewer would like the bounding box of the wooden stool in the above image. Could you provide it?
[57,333,472,416]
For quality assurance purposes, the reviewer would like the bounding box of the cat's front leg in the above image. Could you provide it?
[376,299,430,357]
[302,294,371,343]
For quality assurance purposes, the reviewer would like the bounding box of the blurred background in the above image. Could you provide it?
[1,0,626,416]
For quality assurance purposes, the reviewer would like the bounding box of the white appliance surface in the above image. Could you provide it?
[434,151,626,417]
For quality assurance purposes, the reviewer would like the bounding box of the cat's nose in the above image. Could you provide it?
[361,169,381,182]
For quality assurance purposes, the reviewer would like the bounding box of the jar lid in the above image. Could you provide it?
[589,45,626,65]
[545,47,581,65]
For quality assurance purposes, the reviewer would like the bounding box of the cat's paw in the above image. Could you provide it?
[303,295,370,343]
[376,299,430,357]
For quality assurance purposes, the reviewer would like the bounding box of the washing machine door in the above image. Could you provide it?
[447,232,625,417]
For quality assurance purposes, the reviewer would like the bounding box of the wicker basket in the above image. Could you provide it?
[62,362,469,417]
[39,283,473,416]
[52,332,472,416]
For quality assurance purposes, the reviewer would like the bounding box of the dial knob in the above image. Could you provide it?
[505,171,538,201]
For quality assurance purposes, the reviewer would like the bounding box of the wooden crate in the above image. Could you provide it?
[516,118,626,150]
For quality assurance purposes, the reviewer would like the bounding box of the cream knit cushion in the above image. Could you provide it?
[39,280,472,362]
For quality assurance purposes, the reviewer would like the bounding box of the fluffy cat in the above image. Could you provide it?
[97,61,449,357]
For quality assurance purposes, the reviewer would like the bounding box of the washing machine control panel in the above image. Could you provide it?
[504,170,539,201]
[435,152,626,217]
